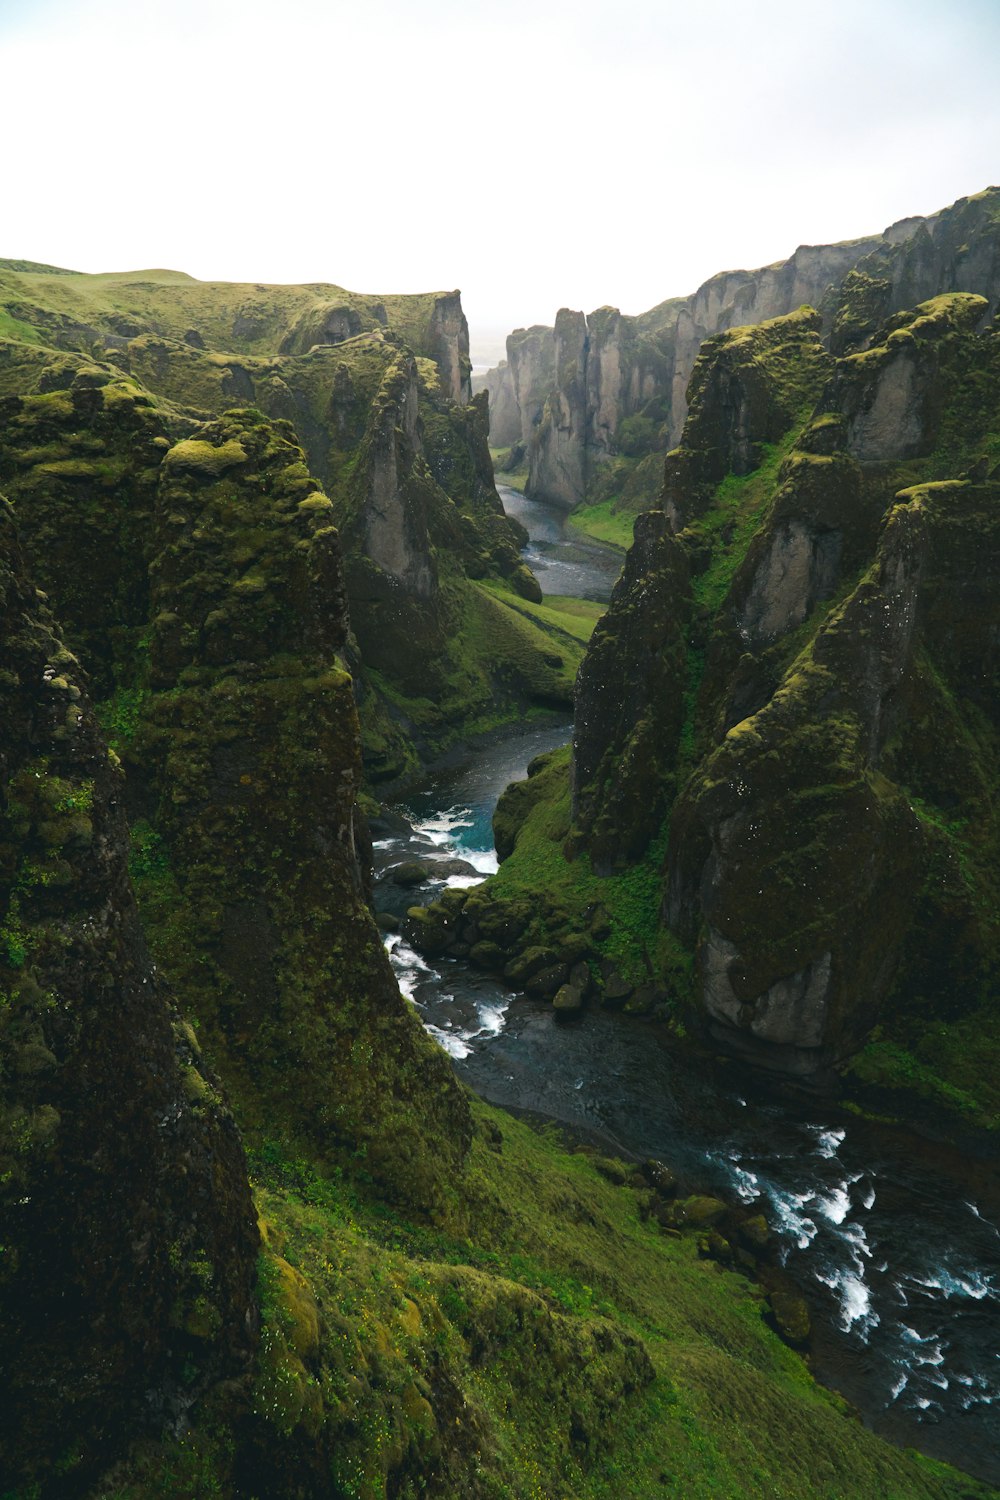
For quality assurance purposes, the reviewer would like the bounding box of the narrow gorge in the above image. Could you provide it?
[1,180,999,1500]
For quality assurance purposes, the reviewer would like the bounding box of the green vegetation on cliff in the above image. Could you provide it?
[103,1100,985,1500]
[0,264,580,785]
[3,247,998,1500]
[443,297,1000,1138]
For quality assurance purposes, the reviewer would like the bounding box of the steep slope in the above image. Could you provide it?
[487,185,1000,519]
[0,500,258,1491]
[0,265,589,783]
[429,295,1000,1135]
[1,292,994,1500]
[0,385,474,1207]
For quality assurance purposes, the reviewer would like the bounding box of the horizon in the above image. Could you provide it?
[6,176,997,372]
[2,0,999,362]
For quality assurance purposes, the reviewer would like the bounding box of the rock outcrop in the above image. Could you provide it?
[0,269,579,783]
[465,289,1000,1106]
[0,500,259,1489]
[483,186,1000,511]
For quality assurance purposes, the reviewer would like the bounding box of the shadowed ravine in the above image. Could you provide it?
[379,487,1000,1487]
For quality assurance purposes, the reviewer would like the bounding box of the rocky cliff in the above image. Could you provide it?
[486,186,1000,516]
[441,290,1000,1130]
[0,268,589,784]
[2,262,995,1497]
[0,498,258,1490]
[0,385,474,1208]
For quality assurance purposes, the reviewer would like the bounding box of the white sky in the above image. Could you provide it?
[2,0,999,361]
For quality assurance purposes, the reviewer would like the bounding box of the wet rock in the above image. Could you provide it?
[375,911,401,933]
[526,963,569,999]
[768,1289,811,1345]
[405,904,460,956]
[552,984,584,1018]
[503,946,560,985]
[426,856,480,879]
[391,861,432,887]
[470,940,505,971]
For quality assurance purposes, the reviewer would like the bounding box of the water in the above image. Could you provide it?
[497,484,623,601]
[377,489,1000,1486]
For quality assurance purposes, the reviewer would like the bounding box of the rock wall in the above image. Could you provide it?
[0,500,258,1488]
[561,294,1000,1077]
[483,186,1000,509]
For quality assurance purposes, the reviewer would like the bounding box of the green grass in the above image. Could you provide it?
[0,310,43,345]
[107,1101,987,1499]
[688,424,804,616]
[568,495,637,550]
[480,746,689,987]
[477,582,606,644]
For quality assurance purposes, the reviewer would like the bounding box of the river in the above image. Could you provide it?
[375,484,1000,1487]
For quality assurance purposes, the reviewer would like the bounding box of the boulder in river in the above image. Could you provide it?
[526,963,569,999]
[391,861,433,887]
[552,983,584,1018]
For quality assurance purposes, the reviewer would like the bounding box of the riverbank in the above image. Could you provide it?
[372,485,1000,1488]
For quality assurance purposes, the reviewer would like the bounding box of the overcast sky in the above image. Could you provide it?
[2,0,999,359]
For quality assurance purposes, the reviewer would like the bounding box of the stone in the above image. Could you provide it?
[768,1290,811,1345]
[569,960,593,997]
[526,963,569,999]
[391,861,432,887]
[503,946,560,985]
[469,940,505,971]
[665,1195,728,1230]
[738,1213,770,1251]
[552,984,584,1017]
[601,971,633,1007]
[642,1160,678,1198]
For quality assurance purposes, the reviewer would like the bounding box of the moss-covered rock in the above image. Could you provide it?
[0,499,258,1490]
[133,410,472,1209]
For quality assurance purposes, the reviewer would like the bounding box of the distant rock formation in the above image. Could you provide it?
[486,186,1000,510]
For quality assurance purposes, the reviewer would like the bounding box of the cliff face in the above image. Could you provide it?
[651,296,999,1076]
[0,501,258,1489]
[485,186,1000,512]
[0,271,585,784]
[454,288,1000,1123]
[0,383,474,1209]
[477,357,520,446]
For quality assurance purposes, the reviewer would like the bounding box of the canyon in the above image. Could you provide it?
[1,185,999,1498]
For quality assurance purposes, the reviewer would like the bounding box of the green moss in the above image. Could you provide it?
[163,438,247,478]
[686,422,807,618]
[112,1101,987,1499]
